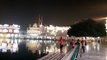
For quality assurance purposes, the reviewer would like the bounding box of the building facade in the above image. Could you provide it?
[0,24,20,39]
[27,16,70,39]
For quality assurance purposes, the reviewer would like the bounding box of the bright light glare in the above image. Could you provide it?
[9,29,13,33]
[14,29,19,33]
[3,29,8,33]
[13,43,18,48]
[0,29,2,32]
[13,24,19,28]
[0,24,2,27]
[2,48,7,52]
[2,43,7,48]
[4,24,9,27]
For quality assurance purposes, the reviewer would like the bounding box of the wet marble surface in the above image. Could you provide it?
[77,42,107,60]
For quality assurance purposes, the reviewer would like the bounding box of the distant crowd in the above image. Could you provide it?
[58,36,87,56]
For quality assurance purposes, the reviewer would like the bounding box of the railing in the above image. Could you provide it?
[61,45,79,60]
[70,45,79,60]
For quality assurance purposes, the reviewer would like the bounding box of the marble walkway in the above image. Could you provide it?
[77,42,107,60]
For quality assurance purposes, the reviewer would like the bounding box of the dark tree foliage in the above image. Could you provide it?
[67,18,106,37]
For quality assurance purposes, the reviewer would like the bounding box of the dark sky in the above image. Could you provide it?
[0,0,107,30]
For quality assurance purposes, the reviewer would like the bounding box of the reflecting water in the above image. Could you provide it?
[0,39,71,60]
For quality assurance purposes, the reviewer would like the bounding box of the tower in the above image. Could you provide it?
[37,14,43,27]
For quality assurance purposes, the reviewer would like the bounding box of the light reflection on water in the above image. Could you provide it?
[26,39,70,54]
[26,39,61,54]
[0,39,19,53]
[0,39,70,60]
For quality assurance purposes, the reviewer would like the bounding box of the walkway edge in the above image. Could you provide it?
[37,52,54,60]
[61,45,77,60]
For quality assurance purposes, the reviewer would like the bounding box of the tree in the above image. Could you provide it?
[67,18,106,37]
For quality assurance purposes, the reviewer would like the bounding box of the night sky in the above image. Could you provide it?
[0,0,107,30]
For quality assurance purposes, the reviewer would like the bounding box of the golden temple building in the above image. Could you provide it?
[27,16,70,39]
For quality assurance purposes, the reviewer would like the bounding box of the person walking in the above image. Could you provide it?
[75,39,80,45]
[58,36,64,54]
[81,40,85,53]
[75,39,80,57]
[70,39,75,49]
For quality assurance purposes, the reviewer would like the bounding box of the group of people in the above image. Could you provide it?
[58,37,87,55]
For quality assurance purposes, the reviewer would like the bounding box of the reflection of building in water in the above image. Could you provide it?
[26,40,41,53]
[27,16,70,39]
[26,40,59,54]
[0,24,20,39]
[0,39,19,53]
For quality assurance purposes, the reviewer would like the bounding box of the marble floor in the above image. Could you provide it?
[77,42,107,60]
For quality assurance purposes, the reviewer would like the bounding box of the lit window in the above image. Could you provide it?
[0,29,2,32]
[9,29,13,33]
[14,29,19,33]
[13,24,18,28]
[0,25,2,28]
[4,24,9,27]
[3,29,8,33]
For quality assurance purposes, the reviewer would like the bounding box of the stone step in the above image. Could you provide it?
[38,52,65,60]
